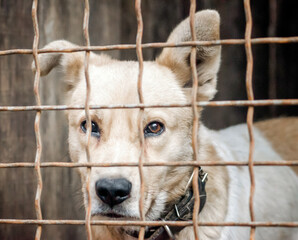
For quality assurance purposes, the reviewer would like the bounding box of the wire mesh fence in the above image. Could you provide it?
[0,0,298,240]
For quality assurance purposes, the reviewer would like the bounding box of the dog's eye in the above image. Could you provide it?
[80,120,100,138]
[144,121,165,137]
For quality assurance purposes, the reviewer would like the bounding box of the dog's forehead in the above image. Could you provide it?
[72,61,186,105]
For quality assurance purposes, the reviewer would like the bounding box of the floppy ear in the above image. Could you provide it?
[32,40,112,91]
[157,10,221,101]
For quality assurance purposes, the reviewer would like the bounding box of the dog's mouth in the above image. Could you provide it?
[92,210,129,219]
[101,212,126,219]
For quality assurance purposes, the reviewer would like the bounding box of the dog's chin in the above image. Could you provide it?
[91,214,145,239]
[91,210,159,239]
[102,212,126,218]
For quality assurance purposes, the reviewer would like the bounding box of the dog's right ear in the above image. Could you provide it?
[32,40,111,90]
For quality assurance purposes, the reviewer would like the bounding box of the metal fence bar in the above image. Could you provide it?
[268,0,278,110]
[243,0,256,239]
[135,0,146,239]
[0,160,297,168]
[189,0,200,239]
[1,99,298,112]
[31,0,43,239]
[1,36,298,56]
[83,0,92,239]
[0,219,297,228]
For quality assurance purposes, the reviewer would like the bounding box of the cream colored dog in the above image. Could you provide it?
[33,10,298,240]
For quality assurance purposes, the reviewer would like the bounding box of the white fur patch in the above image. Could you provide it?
[216,124,298,240]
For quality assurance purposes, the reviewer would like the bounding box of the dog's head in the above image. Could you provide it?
[33,9,220,233]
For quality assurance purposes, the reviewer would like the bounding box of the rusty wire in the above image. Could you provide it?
[189,0,200,239]
[243,0,256,239]
[135,0,146,239]
[0,160,297,168]
[31,0,43,239]
[82,0,92,239]
[0,219,297,228]
[1,99,298,112]
[1,37,298,56]
[1,0,298,239]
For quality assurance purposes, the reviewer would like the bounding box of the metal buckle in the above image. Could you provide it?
[184,171,194,192]
[201,172,208,183]
[199,168,208,183]
[184,168,208,193]
[174,204,181,219]
[163,221,175,240]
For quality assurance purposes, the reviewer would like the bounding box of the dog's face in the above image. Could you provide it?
[68,61,194,221]
[34,9,221,234]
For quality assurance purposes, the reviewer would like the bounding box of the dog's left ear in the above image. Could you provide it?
[157,10,221,101]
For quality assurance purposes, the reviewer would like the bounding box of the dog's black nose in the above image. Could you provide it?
[95,178,132,208]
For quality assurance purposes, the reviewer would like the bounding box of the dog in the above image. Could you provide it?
[33,10,298,240]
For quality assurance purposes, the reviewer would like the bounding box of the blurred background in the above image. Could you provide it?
[0,0,297,239]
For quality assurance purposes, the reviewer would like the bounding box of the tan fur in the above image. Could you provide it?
[33,10,298,240]
[191,138,229,239]
[256,117,298,175]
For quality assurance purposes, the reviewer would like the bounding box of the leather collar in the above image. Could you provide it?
[127,168,208,240]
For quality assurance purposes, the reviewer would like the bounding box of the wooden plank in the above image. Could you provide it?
[0,1,37,239]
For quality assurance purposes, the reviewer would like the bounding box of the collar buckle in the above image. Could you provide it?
[147,168,208,240]
[163,222,175,240]
[199,167,208,183]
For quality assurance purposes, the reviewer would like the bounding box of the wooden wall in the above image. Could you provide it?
[0,0,297,239]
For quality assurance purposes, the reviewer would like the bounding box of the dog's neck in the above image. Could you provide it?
[138,125,229,240]
[188,125,229,239]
